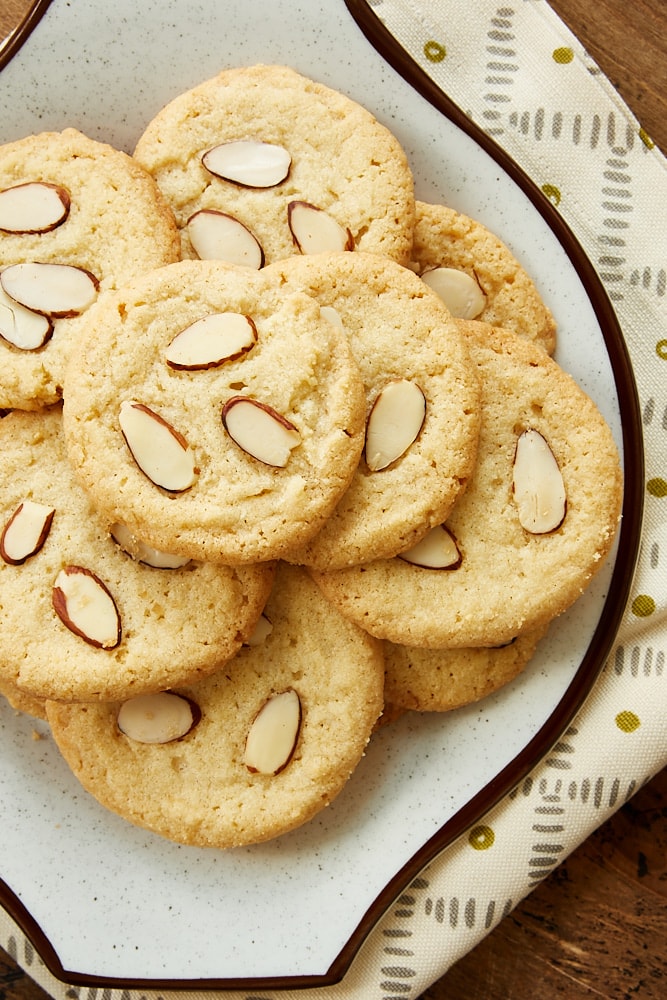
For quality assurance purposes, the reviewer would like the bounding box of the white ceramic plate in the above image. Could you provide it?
[0,0,642,991]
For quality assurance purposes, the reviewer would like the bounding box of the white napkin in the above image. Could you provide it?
[2,1,665,997]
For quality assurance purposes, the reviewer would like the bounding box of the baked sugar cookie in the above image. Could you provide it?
[265,252,481,569]
[46,563,385,848]
[0,677,47,720]
[63,259,366,564]
[312,321,623,648]
[133,64,415,267]
[0,406,274,703]
[411,201,557,354]
[0,128,180,409]
[383,625,549,714]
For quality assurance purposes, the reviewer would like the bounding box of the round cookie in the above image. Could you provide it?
[133,64,415,268]
[62,259,366,565]
[0,677,47,720]
[46,563,385,848]
[264,252,482,570]
[383,624,549,714]
[0,128,181,410]
[311,321,623,648]
[410,201,557,354]
[0,406,274,703]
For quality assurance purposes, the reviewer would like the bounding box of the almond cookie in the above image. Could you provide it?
[46,563,385,848]
[410,201,557,354]
[311,321,623,648]
[265,252,481,570]
[133,64,415,268]
[383,624,549,714]
[0,677,47,720]
[62,259,366,565]
[0,128,181,410]
[0,406,274,703]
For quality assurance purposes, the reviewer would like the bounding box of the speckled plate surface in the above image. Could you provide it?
[0,0,642,991]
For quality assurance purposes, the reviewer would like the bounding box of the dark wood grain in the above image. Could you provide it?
[0,2,665,999]
[548,0,667,154]
[423,767,667,1000]
[0,0,34,30]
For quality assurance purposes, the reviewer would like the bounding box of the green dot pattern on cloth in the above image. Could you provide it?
[552,46,574,64]
[541,183,561,205]
[615,710,641,733]
[647,478,667,498]
[656,339,667,360]
[424,39,446,62]
[468,824,495,850]
[632,595,656,617]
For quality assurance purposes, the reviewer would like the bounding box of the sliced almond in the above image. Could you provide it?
[244,688,301,775]
[365,379,426,472]
[398,524,462,569]
[243,612,273,647]
[421,266,486,319]
[109,522,191,569]
[287,201,354,254]
[0,262,99,318]
[119,400,197,492]
[319,304,344,329]
[1,500,55,565]
[202,140,291,188]
[0,181,70,234]
[165,312,257,370]
[117,692,196,744]
[222,396,300,467]
[187,210,264,268]
[512,428,566,533]
[0,283,52,350]
[52,565,121,649]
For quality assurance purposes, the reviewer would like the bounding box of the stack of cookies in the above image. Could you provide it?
[0,65,623,848]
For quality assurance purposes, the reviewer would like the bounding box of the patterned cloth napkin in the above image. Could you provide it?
[2,1,665,997]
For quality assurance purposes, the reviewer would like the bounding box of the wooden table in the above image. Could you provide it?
[0,2,665,998]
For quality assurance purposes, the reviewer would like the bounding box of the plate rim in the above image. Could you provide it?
[0,0,53,72]
[0,0,645,991]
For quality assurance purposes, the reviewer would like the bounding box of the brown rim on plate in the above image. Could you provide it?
[0,0,645,991]
[0,0,53,70]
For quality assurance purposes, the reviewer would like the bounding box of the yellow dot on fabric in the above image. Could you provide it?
[541,183,561,206]
[424,39,446,62]
[639,128,655,150]
[616,710,641,733]
[632,594,656,617]
[469,824,495,850]
[647,477,667,497]
[657,339,667,360]
[552,46,574,64]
